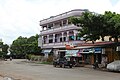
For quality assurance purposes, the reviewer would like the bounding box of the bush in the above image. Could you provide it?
[47,55,53,62]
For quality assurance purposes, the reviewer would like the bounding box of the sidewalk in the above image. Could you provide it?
[0,74,4,80]
[84,65,93,68]
[0,76,3,80]
[84,64,108,71]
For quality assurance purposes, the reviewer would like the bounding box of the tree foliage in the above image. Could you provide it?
[104,11,120,42]
[0,42,9,57]
[10,34,41,58]
[70,11,120,42]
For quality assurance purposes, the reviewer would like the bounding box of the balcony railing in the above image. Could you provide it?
[40,9,86,25]
[42,40,84,48]
[41,24,81,35]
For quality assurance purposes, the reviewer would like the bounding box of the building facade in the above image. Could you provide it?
[38,9,88,58]
[38,9,120,65]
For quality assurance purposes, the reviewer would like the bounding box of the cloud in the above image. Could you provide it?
[0,0,119,44]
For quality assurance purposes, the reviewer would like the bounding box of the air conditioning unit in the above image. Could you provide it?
[116,46,120,51]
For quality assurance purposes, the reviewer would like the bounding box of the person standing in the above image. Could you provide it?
[10,57,12,61]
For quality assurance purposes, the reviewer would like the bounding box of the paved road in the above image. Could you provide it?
[0,59,119,80]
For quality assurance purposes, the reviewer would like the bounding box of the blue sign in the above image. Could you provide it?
[80,48,102,53]
[94,48,102,53]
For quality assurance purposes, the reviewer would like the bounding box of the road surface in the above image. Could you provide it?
[0,59,119,80]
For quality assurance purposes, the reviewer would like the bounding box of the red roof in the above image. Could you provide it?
[77,41,115,47]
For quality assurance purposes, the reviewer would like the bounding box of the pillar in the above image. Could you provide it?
[73,30,77,41]
[67,31,69,41]
[47,24,49,30]
[53,23,55,27]
[47,35,49,43]
[53,34,55,43]
[61,20,63,27]
[61,32,64,42]
[42,27,44,30]
[66,19,69,25]
[42,36,44,44]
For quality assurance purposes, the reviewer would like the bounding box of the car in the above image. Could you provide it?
[62,60,73,68]
[53,58,73,68]
[53,58,64,67]
[107,60,120,72]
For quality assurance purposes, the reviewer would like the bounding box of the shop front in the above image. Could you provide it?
[41,49,53,58]
[65,50,82,66]
[79,48,102,65]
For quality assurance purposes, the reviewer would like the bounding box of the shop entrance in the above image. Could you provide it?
[83,54,91,64]
[60,52,65,58]
[95,53,102,64]
[58,50,66,58]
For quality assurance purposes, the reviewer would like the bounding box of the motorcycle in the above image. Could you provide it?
[92,62,99,69]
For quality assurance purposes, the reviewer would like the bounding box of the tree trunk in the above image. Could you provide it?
[114,36,118,42]
[92,40,95,44]
[101,36,104,41]
[109,37,112,41]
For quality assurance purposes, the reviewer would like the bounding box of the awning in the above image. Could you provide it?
[79,48,102,54]
[58,50,67,52]
[41,49,52,54]
[65,50,81,57]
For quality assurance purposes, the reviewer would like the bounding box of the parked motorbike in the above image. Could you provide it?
[92,62,99,69]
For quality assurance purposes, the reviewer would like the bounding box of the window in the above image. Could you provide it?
[60,37,62,42]
[77,36,81,40]
[55,39,57,42]
[69,36,74,41]
[49,39,53,43]
[63,37,66,41]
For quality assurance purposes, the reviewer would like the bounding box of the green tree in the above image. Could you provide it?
[26,34,41,55]
[0,42,9,58]
[10,34,41,58]
[10,36,28,58]
[104,11,120,42]
[2,44,9,55]
[70,11,120,43]
[70,11,103,43]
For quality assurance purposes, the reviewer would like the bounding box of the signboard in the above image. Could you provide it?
[94,48,102,53]
[65,50,82,57]
[65,44,74,50]
[116,46,120,51]
[80,48,102,54]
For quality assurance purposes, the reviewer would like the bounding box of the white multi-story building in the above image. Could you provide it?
[38,9,88,58]
[38,9,120,65]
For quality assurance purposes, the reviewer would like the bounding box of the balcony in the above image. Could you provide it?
[41,24,81,35]
[40,9,87,25]
[42,40,85,48]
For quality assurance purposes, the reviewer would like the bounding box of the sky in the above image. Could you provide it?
[0,0,120,44]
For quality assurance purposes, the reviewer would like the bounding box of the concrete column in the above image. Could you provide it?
[42,36,44,44]
[61,20,63,26]
[53,23,55,27]
[47,24,49,30]
[67,31,69,41]
[42,27,44,30]
[47,35,49,43]
[58,34,60,42]
[73,30,77,40]
[53,34,55,43]
[61,32,64,42]
[66,19,69,25]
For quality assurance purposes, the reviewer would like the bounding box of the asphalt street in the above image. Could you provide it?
[0,59,119,80]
